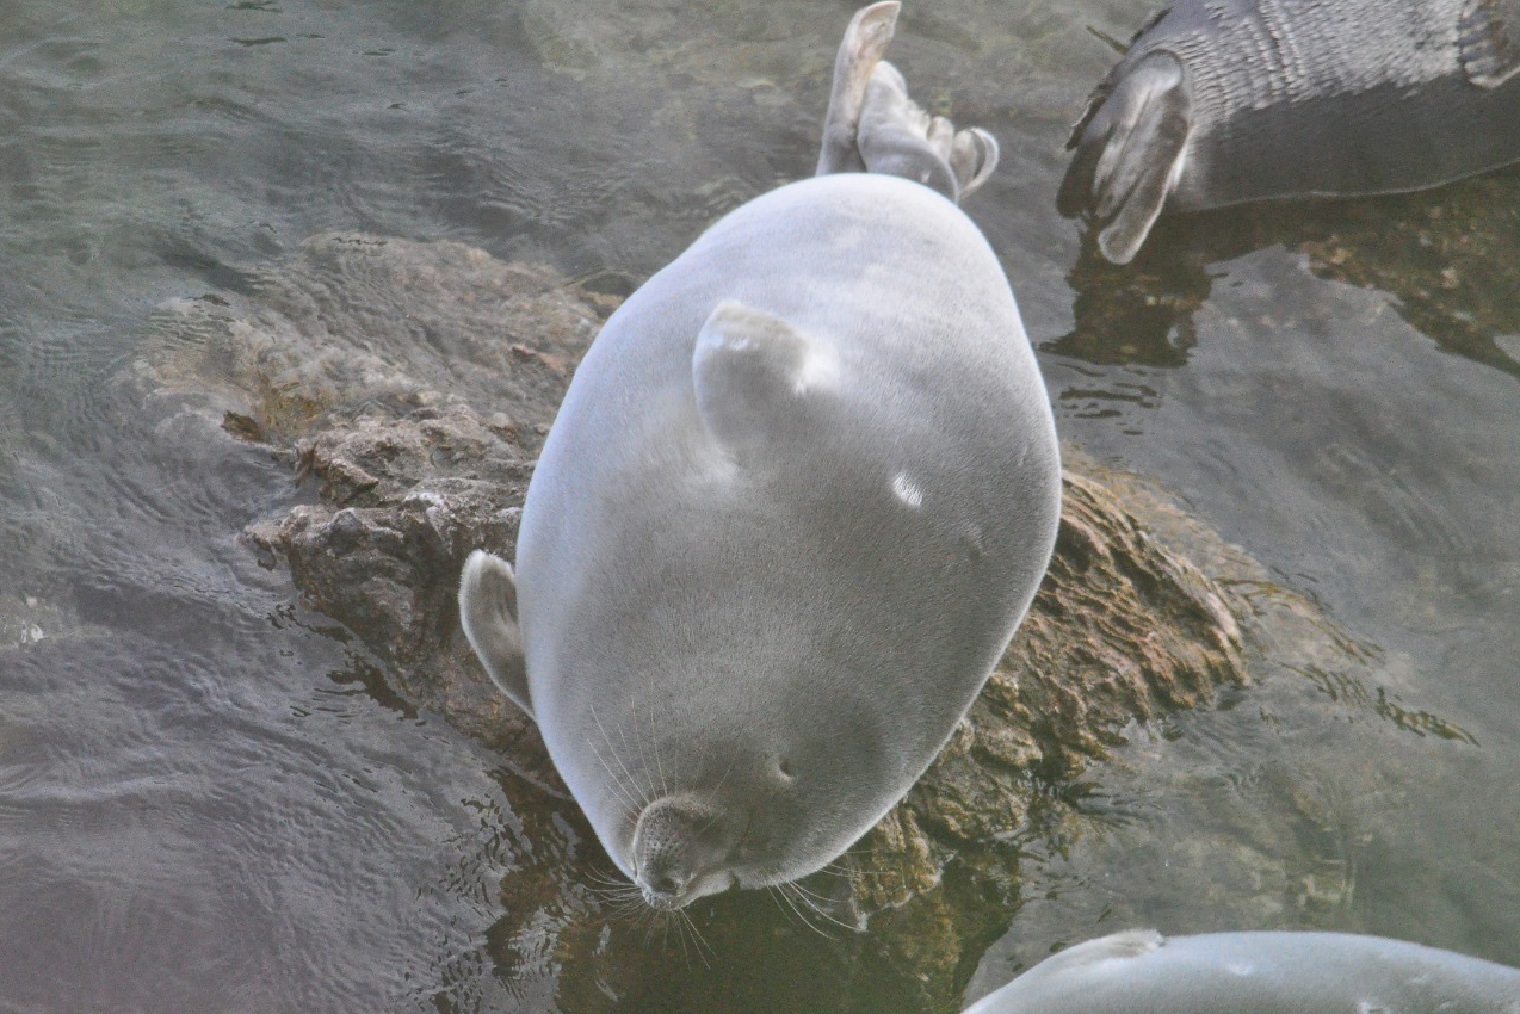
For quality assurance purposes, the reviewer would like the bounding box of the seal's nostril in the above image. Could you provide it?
[777,758,795,781]
[649,872,680,896]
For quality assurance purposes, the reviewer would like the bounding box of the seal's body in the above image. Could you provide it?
[1060,0,1520,263]
[963,929,1520,1014]
[461,2,1060,910]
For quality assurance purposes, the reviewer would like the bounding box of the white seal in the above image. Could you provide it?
[460,1,1060,909]
[963,929,1520,1013]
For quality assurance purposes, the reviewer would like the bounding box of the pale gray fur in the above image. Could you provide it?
[459,3,1059,910]
[1060,0,1520,263]
[962,929,1520,1014]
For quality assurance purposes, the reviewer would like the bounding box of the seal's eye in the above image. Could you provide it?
[777,758,795,782]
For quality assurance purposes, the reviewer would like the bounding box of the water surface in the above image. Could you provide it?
[3,0,1518,1011]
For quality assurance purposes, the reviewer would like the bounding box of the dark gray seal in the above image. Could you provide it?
[963,929,1520,1013]
[459,1,1060,911]
[1059,0,1520,263]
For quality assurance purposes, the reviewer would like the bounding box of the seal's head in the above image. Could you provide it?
[459,546,915,908]
[570,675,912,906]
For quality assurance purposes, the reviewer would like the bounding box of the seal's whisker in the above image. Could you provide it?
[651,909,692,967]
[591,703,649,814]
[582,871,624,892]
[782,880,855,933]
[582,865,631,887]
[584,874,641,902]
[690,799,731,838]
[588,706,639,809]
[600,892,650,922]
[628,690,659,807]
[588,737,643,818]
[624,897,658,925]
[817,859,863,885]
[583,865,642,899]
[609,696,655,810]
[783,885,837,939]
[632,903,664,938]
[767,883,804,928]
[694,749,740,823]
[789,877,845,907]
[586,875,635,894]
[587,739,637,813]
[770,883,838,940]
[677,907,714,969]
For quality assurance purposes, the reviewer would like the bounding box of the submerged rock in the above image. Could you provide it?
[1059,168,1520,383]
[147,232,1255,1011]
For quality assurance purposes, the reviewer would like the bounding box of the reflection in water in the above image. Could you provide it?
[1057,168,1520,381]
[1044,248,1207,367]
[1039,239,1520,985]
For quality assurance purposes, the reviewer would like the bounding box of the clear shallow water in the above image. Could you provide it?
[2,0,1518,1012]
[996,244,1520,976]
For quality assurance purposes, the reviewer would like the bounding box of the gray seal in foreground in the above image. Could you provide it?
[1059,0,1520,263]
[962,928,1520,1013]
[459,1,1059,910]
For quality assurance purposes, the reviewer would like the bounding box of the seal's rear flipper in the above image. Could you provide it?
[817,3,1000,202]
[458,550,532,716]
[692,301,835,465]
[1057,53,1191,264]
[855,62,1001,202]
[817,1,901,177]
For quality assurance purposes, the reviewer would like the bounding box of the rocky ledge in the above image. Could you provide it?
[145,232,1253,1011]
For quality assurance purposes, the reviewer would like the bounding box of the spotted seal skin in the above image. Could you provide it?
[459,1,1060,911]
[1059,0,1520,263]
[962,929,1520,1014]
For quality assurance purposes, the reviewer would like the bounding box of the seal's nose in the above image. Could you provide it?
[646,870,682,897]
[639,866,691,910]
[630,793,738,910]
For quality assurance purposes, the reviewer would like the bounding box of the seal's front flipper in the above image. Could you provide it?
[1057,53,1191,264]
[458,549,532,716]
[817,1,901,177]
[692,301,835,465]
[1460,0,1520,88]
[857,62,1001,202]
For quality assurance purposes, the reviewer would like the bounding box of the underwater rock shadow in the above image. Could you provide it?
[1051,167,1520,381]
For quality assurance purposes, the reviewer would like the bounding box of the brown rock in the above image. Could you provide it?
[144,232,1254,1012]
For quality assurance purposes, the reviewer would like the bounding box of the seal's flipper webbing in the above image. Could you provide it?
[458,550,532,715]
[817,1,901,177]
[951,127,1000,200]
[1057,52,1191,264]
[857,61,1000,202]
[692,301,834,465]
[1460,0,1520,88]
[818,3,1000,202]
